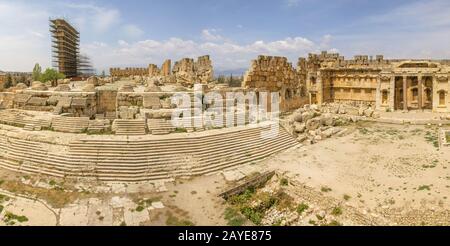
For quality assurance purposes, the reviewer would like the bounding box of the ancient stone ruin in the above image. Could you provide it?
[110,55,213,87]
[0,52,449,184]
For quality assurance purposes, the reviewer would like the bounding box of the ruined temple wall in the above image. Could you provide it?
[0,92,14,108]
[242,55,308,112]
[116,92,176,119]
[9,91,98,118]
[324,70,379,105]
[110,67,148,77]
[172,55,214,85]
[148,64,161,77]
[97,89,117,115]
[161,59,171,76]
[434,75,450,113]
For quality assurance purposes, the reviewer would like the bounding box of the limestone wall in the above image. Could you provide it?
[110,67,147,77]
[0,92,14,109]
[8,91,97,118]
[110,56,212,86]
[96,89,117,115]
[242,55,308,112]
[172,55,214,85]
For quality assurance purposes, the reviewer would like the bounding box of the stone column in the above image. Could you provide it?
[418,75,423,110]
[403,76,408,111]
[432,76,438,112]
[316,72,323,105]
[375,77,382,110]
[389,76,395,110]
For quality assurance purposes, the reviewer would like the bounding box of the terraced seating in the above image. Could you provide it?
[66,124,298,181]
[112,119,147,135]
[0,110,50,129]
[105,112,116,121]
[147,119,175,135]
[51,116,90,133]
[88,120,110,133]
[0,124,299,182]
[23,124,40,131]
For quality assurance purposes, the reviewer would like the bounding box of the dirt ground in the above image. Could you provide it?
[0,122,449,226]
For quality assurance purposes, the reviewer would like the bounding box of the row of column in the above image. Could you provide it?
[390,75,427,111]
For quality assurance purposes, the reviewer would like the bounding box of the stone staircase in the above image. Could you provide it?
[23,123,41,131]
[105,112,117,121]
[51,116,90,133]
[112,119,147,135]
[147,119,175,135]
[88,120,111,133]
[0,124,299,182]
[0,110,51,129]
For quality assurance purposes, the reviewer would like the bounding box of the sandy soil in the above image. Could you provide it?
[259,122,450,225]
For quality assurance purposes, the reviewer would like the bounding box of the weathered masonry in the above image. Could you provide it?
[243,52,450,113]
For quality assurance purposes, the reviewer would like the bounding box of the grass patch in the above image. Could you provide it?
[418,185,431,191]
[0,179,88,208]
[321,186,332,193]
[226,188,294,225]
[2,212,28,225]
[0,194,10,203]
[343,194,351,201]
[358,128,370,135]
[325,220,342,226]
[165,212,194,226]
[331,207,343,216]
[136,196,162,209]
[174,128,188,133]
[425,131,439,148]
[280,178,289,186]
[223,207,246,226]
[296,203,309,215]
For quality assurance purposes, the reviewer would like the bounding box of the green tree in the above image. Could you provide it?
[17,75,27,85]
[3,74,13,89]
[32,63,42,81]
[101,70,106,78]
[40,68,65,86]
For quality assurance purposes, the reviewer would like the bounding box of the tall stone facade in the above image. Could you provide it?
[161,59,171,76]
[172,55,214,85]
[243,52,450,113]
[242,55,308,112]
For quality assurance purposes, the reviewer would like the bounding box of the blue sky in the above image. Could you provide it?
[1,0,450,73]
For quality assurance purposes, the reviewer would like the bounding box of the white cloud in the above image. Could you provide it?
[64,3,121,33]
[85,33,324,72]
[0,1,145,72]
[201,29,224,42]
[0,1,51,71]
[122,24,144,39]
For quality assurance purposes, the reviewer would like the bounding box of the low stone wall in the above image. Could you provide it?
[10,91,98,118]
